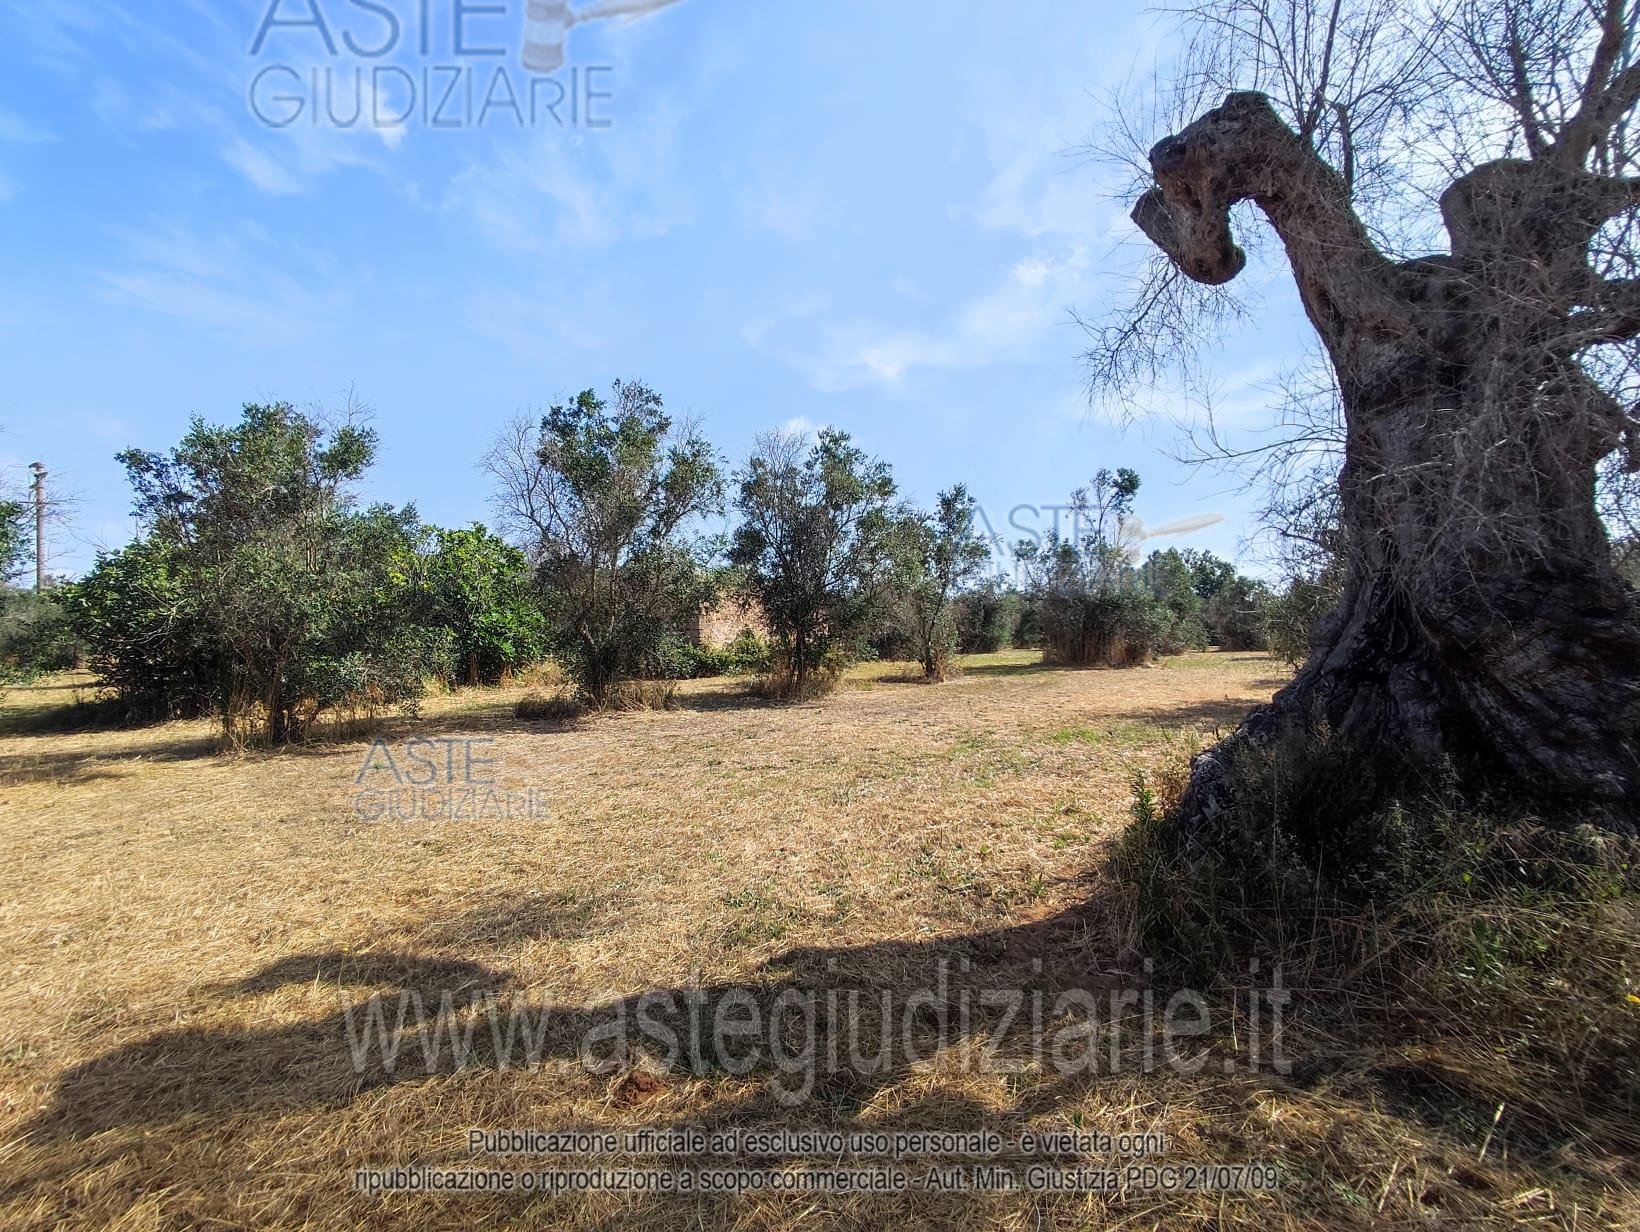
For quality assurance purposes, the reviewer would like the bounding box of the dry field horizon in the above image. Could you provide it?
[1,650,1634,1230]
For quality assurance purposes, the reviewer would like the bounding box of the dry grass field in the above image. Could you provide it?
[0,651,1634,1230]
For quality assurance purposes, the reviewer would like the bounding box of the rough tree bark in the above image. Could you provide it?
[1133,91,1640,843]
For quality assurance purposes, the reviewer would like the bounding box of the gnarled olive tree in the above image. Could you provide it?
[1116,0,1640,840]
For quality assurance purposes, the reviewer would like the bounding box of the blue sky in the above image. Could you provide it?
[0,0,1311,579]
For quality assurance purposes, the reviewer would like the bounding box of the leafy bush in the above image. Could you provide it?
[0,494,26,586]
[719,628,772,674]
[1013,590,1044,648]
[107,404,448,741]
[0,589,81,681]
[1015,471,1184,667]
[954,581,1021,653]
[660,628,774,679]
[1141,549,1211,654]
[757,643,849,698]
[61,539,225,720]
[1153,611,1210,656]
[1262,570,1342,665]
[418,525,547,685]
[643,634,714,681]
[1202,575,1272,650]
[1040,585,1179,666]
[1167,548,1273,650]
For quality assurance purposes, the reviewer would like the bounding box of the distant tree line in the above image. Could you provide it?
[3,387,1335,740]
[0,468,82,697]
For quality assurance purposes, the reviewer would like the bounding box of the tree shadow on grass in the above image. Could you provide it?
[1130,696,1259,735]
[25,889,1626,1193]
[22,901,1125,1146]
[671,681,782,714]
[865,671,939,685]
[960,658,1054,679]
[0,735,226,785]
[15,866,1640,1232]
[0,698,165,739]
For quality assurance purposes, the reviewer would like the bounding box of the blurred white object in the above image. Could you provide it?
[521,1,574,74]
[521,0,686,74]
[1118,513,1226,563]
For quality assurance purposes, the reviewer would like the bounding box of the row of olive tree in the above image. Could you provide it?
[64,387,1276,732]
[486,394,995,703]
[481,386,1288,703]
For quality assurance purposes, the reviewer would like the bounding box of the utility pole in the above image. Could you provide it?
[29,461,46,591]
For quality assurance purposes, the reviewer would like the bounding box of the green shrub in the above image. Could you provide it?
[1141,548,1210,655]
[60,539,225,721]
[1199,575,1271,650]
[954,583,1022,653]
[1035,582,1179,667]
[418,525,547,686]
[1262,571,1342,666]
[0,589,81,681]
[105,405,451,741]
[638,628,773,681]
[720,628,772,675]
[1015,471,1188,668]
[758,643,849,699]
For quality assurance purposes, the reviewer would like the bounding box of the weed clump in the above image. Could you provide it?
[1111,736,1640,1155]
[514,690,585,724]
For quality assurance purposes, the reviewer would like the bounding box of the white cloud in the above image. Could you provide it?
[957,45,1129,247]
[739,178,821,242]
[446,101,694,252]
[222,138,304,196]
[752,248,1094,392]
[86,416,133,442]
[97,220,348,347]
[975,140,1111,243]
[99,268,336,346]
[376,118,407,150]
[0,109,53,145]
[464,288,606,356]
[221,84,411,198]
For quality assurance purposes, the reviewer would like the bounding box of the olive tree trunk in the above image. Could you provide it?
[1132,92,1640,842]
